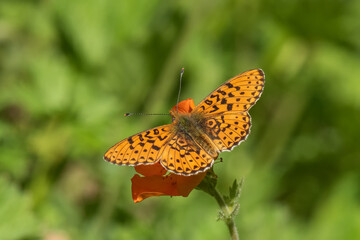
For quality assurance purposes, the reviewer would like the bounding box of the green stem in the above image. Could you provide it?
[196,171,240,240]
[212,187,239,240]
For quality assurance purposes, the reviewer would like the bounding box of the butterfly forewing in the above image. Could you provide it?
[193,69,264,115]
[104,125,175,166]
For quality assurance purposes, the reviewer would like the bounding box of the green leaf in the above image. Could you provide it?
[224,178,244,207]
[0,177,40,239]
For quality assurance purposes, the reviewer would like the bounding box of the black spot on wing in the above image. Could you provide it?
[152,145,160,151]
[209,105,220,113]
[144,131,151,138]
[158,135,167,141]
[210,94,220,101]
[217,89,227,95]
[127,137,134,144]
[226,82,233,88]
[205,99,213,105]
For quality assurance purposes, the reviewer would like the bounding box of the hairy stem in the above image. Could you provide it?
[196,170,240,240]
[212,187,239,240]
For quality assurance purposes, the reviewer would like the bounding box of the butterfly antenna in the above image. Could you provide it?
[124,113,170,117]
[177,68,185,113]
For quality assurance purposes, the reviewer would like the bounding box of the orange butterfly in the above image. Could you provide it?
[104,69,265,175]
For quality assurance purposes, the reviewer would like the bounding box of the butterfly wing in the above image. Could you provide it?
[193,69,264,114]
[204,112,252,151]
[159,132,214,175]
[193,69,265,151]
[104,125,175,166]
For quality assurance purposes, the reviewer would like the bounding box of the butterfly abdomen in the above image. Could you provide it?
[174,113,219,159]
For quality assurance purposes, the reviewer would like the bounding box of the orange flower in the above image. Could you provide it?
[131,163,207,203]
[169,98,195,114]
[130,98,206,203]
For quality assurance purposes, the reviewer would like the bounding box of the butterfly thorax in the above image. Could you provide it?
[172,112,219,159]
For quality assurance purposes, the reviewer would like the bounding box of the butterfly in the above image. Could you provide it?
[104,69,265,175]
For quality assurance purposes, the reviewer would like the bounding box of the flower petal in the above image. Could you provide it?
[170,98,195,114]
[131,172,207,203]
[134,162,167,176]
[174,172,207,196]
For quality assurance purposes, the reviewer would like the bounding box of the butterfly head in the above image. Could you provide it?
[170,98,195,121]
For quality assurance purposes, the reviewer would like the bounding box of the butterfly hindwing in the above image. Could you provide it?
[159,132,214,175]
[205,112,251,151]
[104,125,174,166]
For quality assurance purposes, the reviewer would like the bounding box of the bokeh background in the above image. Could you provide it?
[1,0,360,239]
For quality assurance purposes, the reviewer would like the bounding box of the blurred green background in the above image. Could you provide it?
[1,0,360,239]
